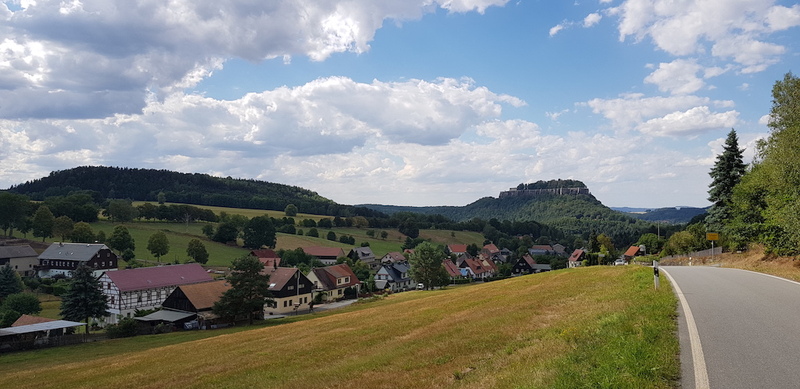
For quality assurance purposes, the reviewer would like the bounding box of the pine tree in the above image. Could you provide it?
[707,129,746,231]
[213,255,272,325]
[60,264,109,333]
[0,265,23,302]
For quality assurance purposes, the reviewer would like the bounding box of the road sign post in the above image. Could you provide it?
[653,260,659,290]
[707,233,719,262]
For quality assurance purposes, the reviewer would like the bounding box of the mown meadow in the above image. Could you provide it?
[1,266,679,389]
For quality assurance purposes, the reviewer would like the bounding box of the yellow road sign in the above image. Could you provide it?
[706,233,719,241]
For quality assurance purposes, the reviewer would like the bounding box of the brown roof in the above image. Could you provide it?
[624,246,640,257]
[521,254,537,267]
[259,257,281,269]
[263,267,299,291]
[303,247,346,258]
[381,252,406,263]
[482,244,499,254]
[531,245,553,251]
[12,314,56,327]
[311,264,360,290]
[443,260,461,277]
[448,244,468,253]
[105,263,213,292]
[175,280,231,311]
[568,249,585,262]
[250,249,279,259]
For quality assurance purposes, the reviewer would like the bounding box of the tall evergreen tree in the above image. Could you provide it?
[213,255,272,325]
[0,265,24,302]
[707,129,746,231]
[60,264,109,333]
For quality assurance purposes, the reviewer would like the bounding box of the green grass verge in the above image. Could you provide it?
[1,267,678,389]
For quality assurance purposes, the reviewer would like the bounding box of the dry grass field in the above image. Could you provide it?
[1,266,678,389]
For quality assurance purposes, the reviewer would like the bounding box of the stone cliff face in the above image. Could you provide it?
[498,187,591,198]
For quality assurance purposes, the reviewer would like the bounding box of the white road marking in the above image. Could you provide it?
[662,268,710,389]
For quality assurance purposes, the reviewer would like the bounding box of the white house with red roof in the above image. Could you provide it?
[98,263,213,324]
[306,263,360,302]
[262,267,314,315]
[446,244,468,256]
[568,249,586,268]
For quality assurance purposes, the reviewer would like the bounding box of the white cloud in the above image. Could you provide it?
[583,12,602,27]
[0,0,509,120]
[636,106,739,137]
[585,93,736,135]
[644,59,705,95]
[549,23,567,36]
[612,0,800,73]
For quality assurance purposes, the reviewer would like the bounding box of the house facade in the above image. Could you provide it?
[512,254,538,275]
[0,245,39,276]
[348,247,379,271]
[307,264,360,302]
[375,262,414,292]
[568,249,586,268]
[303,247,346,266]
[99,263,213,324]
[263,267,314,316]
[38,243,118,278]
[380,252,406,264]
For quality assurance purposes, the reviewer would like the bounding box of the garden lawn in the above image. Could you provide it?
[0,266,678,389]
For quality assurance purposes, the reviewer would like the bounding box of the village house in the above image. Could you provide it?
[0,245,39,277]
[568,249,586,268]
[263,267,314,316]
[457,254,493,279]
[348,247,379,271]
[529,245,554,256]
[38,242,118,278]
[512,254,552,275]
[446,244,468,257]
[160,280,231,329]
[443,259,471,280]
[98,263,213,324]
[303,247,346,266]
[307,263,360,302]
[380,252,406,264]
[623,246,644,261]
[375,261,414,292]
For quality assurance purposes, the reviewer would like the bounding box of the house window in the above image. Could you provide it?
[338,289,343,295]
[283,301,287,307]
[288,285,294,290]
[110,296,115,304]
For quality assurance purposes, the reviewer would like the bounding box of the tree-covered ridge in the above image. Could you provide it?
[7,166,373,216]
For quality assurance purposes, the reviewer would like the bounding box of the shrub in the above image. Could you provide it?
[105,318,139,338]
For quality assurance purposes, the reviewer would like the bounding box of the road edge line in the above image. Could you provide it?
[662,268,710,389]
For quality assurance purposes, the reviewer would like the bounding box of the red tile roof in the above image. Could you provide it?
[263,267,299,291]
[521,254,537,267]
[250,249,279,259]
[624,246,640,257]
[448,244,468,253]
[311,264,360,291]
[568,249,585,262]
[12,314,56,327]
[259,257,281,269]
[105,263,212,292]
[483,244,499,254]
[443,260,461,277]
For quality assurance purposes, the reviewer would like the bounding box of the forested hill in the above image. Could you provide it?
[362,189,655,246]
[7,166,372,216]
[623,207,708,224]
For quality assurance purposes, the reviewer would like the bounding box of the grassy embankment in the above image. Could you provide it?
[0,266,679,389]
[661,244,800,282]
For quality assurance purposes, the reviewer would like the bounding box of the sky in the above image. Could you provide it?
[1,1,799,209]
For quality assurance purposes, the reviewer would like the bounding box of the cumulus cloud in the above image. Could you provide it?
[585,93,738,136]
[644,59,705,95]
[583,12,602,27]
[0,0,509,119]
[612,0,800,73]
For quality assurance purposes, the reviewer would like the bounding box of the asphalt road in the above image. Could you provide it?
[663,266,800,388]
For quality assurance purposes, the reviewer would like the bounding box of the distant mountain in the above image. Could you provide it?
[617,206,708,224]
[7,166,382,217]
[362,180,656,246]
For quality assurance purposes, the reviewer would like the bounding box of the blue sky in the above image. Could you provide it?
[1,1,799,208]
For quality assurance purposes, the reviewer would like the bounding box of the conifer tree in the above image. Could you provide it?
[707,129,746,231]
[60,264,109,333]
[0,265,23,302]
[213,255,271,325]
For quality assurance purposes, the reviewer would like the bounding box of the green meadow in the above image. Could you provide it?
[1,266,678,389]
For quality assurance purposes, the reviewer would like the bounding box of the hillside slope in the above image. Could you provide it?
[7,166,370,216]
[0,267,678,389]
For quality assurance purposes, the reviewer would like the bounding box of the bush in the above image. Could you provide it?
[51,283,69,297]
[105,318,139,338]
[2,293,41,315]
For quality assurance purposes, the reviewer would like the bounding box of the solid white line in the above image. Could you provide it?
[662,268,710,389]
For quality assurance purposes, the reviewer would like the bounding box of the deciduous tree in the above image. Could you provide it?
[408,242,449,290]
[32,205,55,242]
[108,225,135,254]
[147,231,170,261]
[70,222,95,243]
[242,216,276,249]
[186,239,209,264]
[284,204,298,216]
[52,215,74,241]
[2,293,41,315]
[60,264,109,334]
